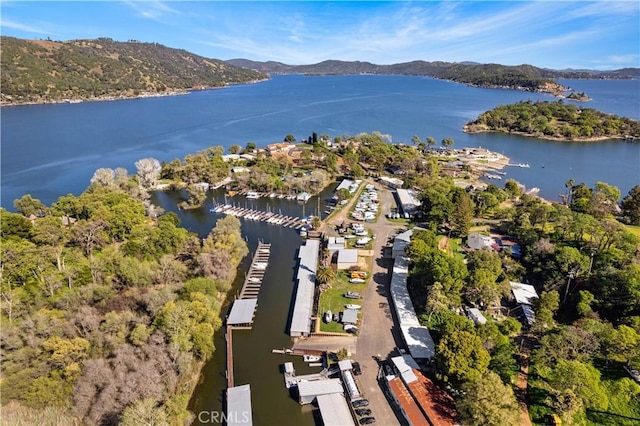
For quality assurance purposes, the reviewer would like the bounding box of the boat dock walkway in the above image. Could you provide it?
[239,242,271,300]
[225,242,271,389]
[210,203,308,229]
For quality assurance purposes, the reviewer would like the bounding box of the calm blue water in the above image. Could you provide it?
[2,75,639,207]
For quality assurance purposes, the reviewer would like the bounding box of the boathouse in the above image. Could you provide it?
[289,239,320,337]
[316,394,355,426]
[226,384,253,426]
[227,299,258,327]
[298,378,344,405]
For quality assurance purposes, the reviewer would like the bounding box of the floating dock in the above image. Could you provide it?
[210,203,308,229]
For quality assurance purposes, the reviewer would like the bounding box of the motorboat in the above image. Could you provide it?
[350,278,365,284]
[253,262,268,269]
[344,291,361,299]
[303,355,322,362]
[324,310,332,323]
[296,192,311,202]
[246,191,260,199]
[345,304,361,310]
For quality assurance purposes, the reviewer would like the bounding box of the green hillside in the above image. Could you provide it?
[0,36,267,104]
[465,100,640,140]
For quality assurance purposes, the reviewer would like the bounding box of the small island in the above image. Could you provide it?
[464,100,640,141]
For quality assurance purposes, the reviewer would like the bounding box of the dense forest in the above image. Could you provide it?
[464,100,640,140]
[1,164,248,424]
[404,174,640,425]
[0,36,266,105]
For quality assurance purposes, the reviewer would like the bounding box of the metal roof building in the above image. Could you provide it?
[510,281,539,305]
[289,239,320,337]
[466,307,488,325]
[297,378,344,405]
[227,299,258,326]
[341,308,359,325]
[316,394,355,426]
[337,248,359,270]
[390,255,435,359]
[396,188,422,214]
[226,384,253,426]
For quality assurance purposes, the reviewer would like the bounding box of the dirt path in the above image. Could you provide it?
[323,179,405,425]
[516,335,533,426]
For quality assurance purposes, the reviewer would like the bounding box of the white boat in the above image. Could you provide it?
[253,262,268,269]
[356,237,371,245]
[248,277,261,283]
[324,310,332,323]
[345,304,361,310]
[296,192,311,202]
[303,355,322,362]
[350,278,365,284]
[246,191,260,199]
[344,292,361,299]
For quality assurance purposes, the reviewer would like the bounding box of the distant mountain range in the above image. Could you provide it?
[0,36,266,105]
[2,35,637,106]
[227,58,640,95]
[227,58,640,80]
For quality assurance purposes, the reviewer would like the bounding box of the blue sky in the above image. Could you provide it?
[1,1,638,70]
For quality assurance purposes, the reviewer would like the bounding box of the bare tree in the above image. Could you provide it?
[90,168,116,187]
[135,158,161,190]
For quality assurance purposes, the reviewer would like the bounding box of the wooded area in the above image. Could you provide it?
[1,171,248,424]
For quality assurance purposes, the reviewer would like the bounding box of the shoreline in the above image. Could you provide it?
[463,126,634,143]
[0,78,269,107]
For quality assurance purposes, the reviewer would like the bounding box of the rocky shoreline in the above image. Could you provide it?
[463,124,631,142]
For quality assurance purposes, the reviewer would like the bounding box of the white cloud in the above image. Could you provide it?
[1,18,58,36]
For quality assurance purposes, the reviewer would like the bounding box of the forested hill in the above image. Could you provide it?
[464,100,640,141]
[227,58,640,95]
[0,36,267,105]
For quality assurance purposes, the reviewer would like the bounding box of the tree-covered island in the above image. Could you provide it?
[464,100,640,141]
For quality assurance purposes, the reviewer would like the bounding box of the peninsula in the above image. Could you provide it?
[464,100,640,142]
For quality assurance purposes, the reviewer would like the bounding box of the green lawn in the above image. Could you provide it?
[624,224,640,238]
[318,270,367,333]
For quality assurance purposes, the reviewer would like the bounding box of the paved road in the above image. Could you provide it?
[325,180,405,425]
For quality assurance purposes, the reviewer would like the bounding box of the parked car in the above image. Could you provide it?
[352,399,369,408]
[352,362,362,375]
[359,417,376,425]
[355,408,371,416]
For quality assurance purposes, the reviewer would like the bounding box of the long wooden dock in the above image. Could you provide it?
[210,203,308,229]
[226,324,234,388]
[239,242,271,299]
[225,242,272,390]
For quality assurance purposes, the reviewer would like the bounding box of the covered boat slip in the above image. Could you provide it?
[227,299,258,327]
[226,384,253,426]
[316,393,355,426]
[289,239,320,337]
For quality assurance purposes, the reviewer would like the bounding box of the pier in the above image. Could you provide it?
[210,203,308,229]
[225,242,271,390]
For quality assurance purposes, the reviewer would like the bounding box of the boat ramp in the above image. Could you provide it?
[210,203,308,229]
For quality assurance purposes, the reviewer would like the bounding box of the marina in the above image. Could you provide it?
[210,203,309,229]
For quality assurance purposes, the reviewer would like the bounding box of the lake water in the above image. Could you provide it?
[2,75,639,207]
